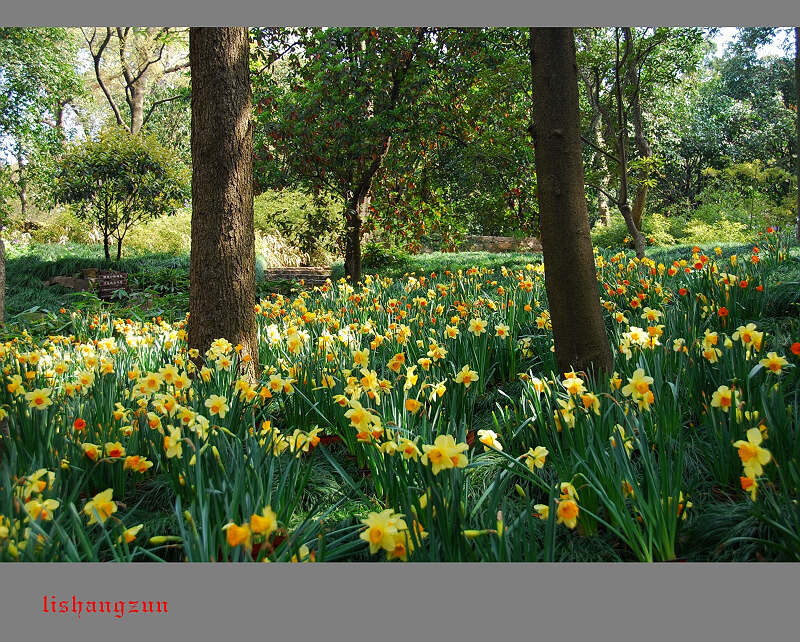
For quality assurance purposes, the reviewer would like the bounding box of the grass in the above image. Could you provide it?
[6,238,797,336]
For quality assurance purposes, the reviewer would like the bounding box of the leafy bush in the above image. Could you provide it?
[126,209,192,256]
[29,208,90,244]
[691,187,789,240]
[591,214,678,249]
[361,241,411,270]
[591,207,758,249]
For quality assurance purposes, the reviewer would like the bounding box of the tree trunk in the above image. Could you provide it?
[18,183,27,221]
[598,179,611,226]
[16,149,28,221]
[129,82,146,135]
[631,184,648,233]
[344,192,370,283]
[116,236,123,261]
[188,27,258,379]
[795,27,799,243]
[530,27,613,376]
[614,28,645,259]
[591,114,612,226]
[0,236,5,324]
[103,234,111,262]
[624,27,653,234]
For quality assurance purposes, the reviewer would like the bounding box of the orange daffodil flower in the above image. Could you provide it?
[454,365,479,388]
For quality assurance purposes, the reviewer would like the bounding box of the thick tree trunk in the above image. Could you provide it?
[116,236,123,261]
[188,27,258,379]
[103,234,111,262]
[795,27,799,243]
[530,27,613,376]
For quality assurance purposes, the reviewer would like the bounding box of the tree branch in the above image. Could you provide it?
[580,134,620,165]
[84,27,128,131]
[141,94,190,128]
[586,183,620,205]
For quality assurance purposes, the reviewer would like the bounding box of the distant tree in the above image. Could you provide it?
[0,27,84,220]
[49,127,189,261]
[0,27,84,324]
[252,27,430,283]
[714,27,798,239]
[530,27,613,375]
[366,28,538,249]
[576,27,705,257]
[81,27,190,136]
[188,27,258,378]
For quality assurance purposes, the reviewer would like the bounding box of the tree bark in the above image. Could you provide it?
[530,27,613,376]
[591,114,612,226]
[188,27,258,379]
[0,236,5,325]
[631,184,648,232]
[344,192,368,284]
[129,82,146,134]
[15,148,27,221]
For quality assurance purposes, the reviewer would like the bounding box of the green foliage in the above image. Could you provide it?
[125,208,192,256]
[591,209,758,248]
[29,208,90,244]
[48,127,190,260]
[253,189,342,264]
[699,161,796,230]
[361,241,411,270]
[0,28,84,221]
[367,29,538,248]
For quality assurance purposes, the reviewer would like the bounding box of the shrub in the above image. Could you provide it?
[126,209,192,256]
[361,241,411,270]
[29,208,90,244]
[591,214,678,249]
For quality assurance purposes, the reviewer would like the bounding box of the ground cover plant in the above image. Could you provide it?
[1,227,798,562]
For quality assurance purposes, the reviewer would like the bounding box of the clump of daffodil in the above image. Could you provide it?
[359,508,413,558]
[524,446,549,471]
